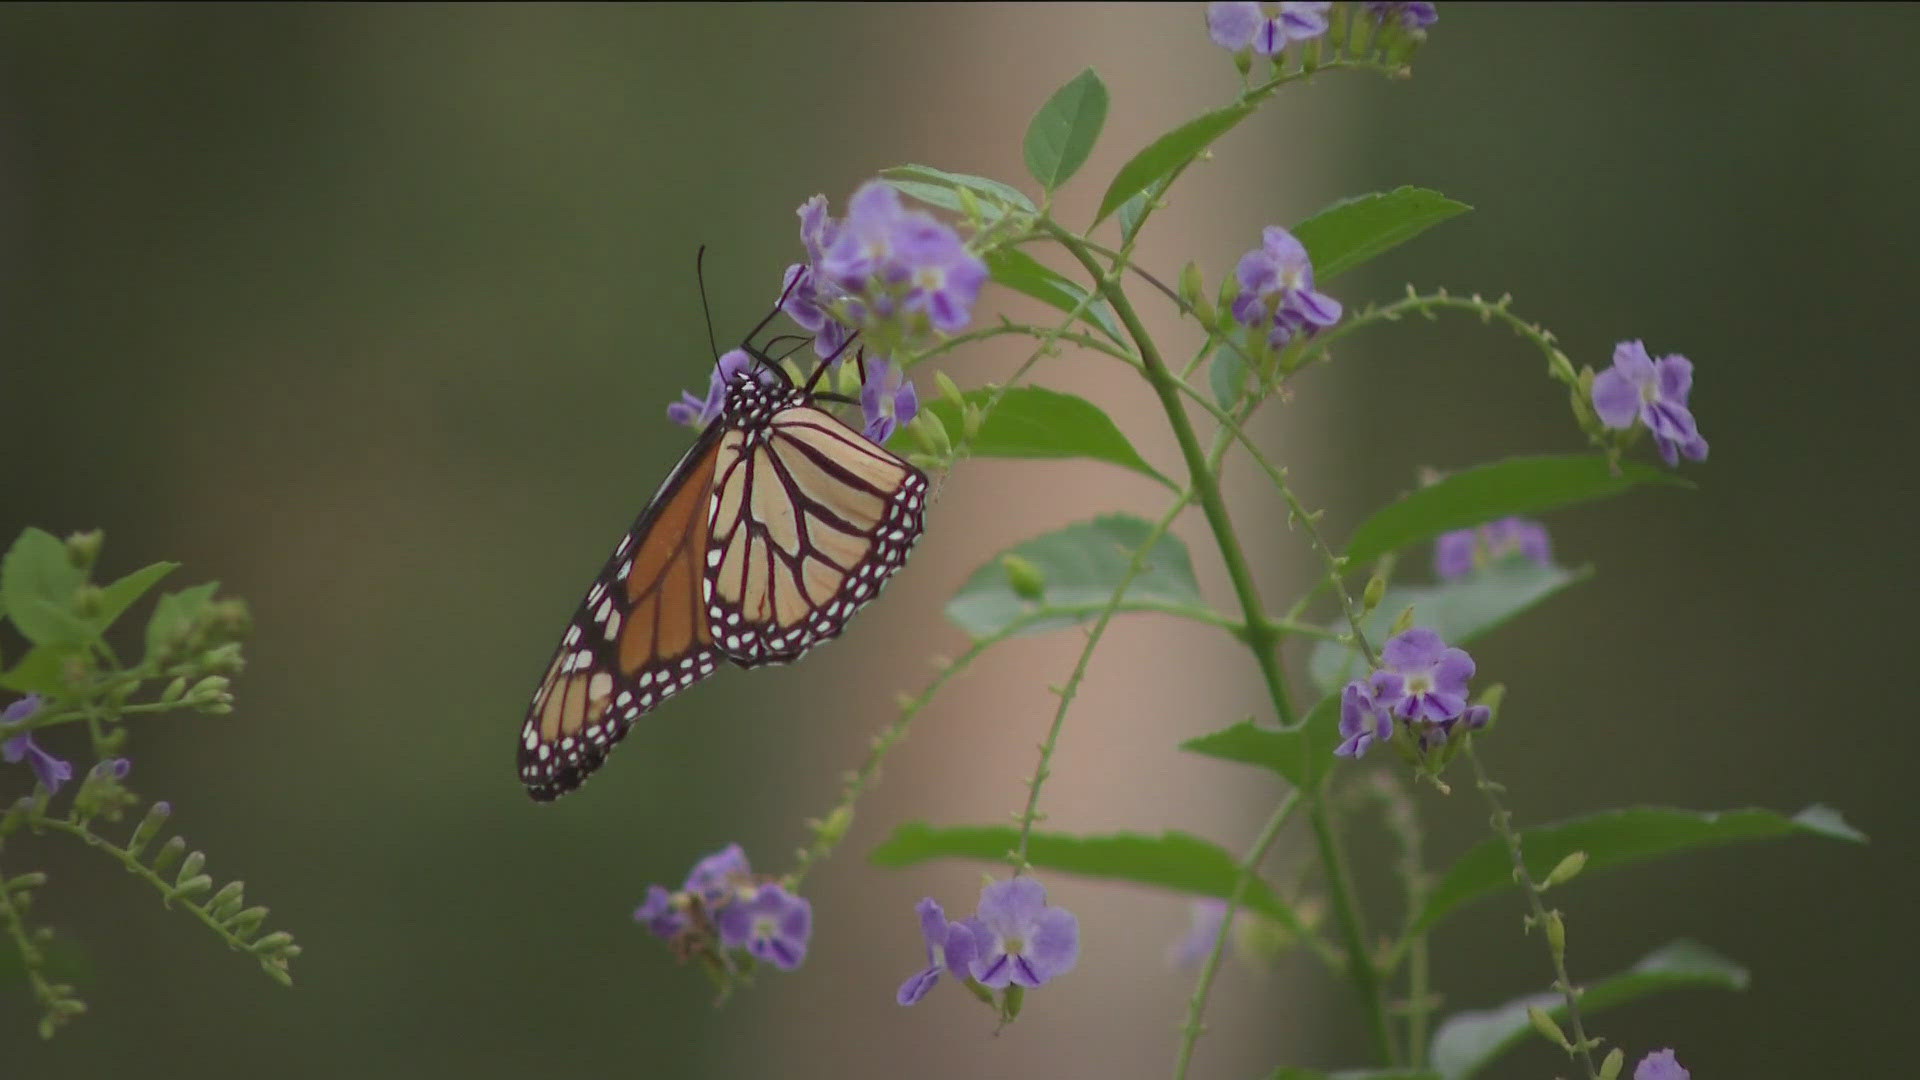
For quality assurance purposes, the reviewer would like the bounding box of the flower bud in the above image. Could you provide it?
[1178,261,1213,326]
[151,835,187,875]
[161,676,188,705]
[1526,1005,1571,1051]
[176,850,206,886]
[1388,605,1416,639]
[1001,554,1047,601]
[934,370,967,412]
[1600,1048,1625,1080]
[1542,908,1567,959]
[128,801,172,857]
[65,530,103,570]
[1542,851,1588,889]
[1362,573,1387,613]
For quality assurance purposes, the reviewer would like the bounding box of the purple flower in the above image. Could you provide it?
[1370,627,1474,725]
[816,182,986,341]
[1634,1049,1690,1080]
[1335,677,1394,759]
[967,877,1079,989]
[1363,1,1438,30]
[1434,516,1553,580]
[860,358,919,444]
[1591,340,1708,466]
[1207,2,1331,56]
[1231,226,1342,349]
[633,885,688,940]
[896,897,980,1005]
[666,349,759,428]
[1168,898,1231,969]
[683,842,751,905]
[1,696,69,796]
[715,883,811,971]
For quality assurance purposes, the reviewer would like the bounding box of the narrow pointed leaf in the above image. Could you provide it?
[1024,68,1108,190]
[94,561,178,633]
[1181,690,1342,789]
[985,248,1122,342]
[1292,187,1471,281]
[1415,806,1865,934]
[871,823,1304,935]
[922,387,1167,487]
[1095,103,1254,225]
[1429,940,1749,1080]
[1342,455,1691,569]
[881,164,1036,214]
[1310,563,1591,691]
[945,514,1208,639]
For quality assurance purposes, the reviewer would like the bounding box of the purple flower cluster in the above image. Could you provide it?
[1208,2,1332,56]
[1433,516,1552,581]
[898,877,1079,1006]
[1,696,69,796]
[1363,1,1438,31]
[632,843,812,972]
[860,358,920,444]
[1336,627,1489,759]
[1592,340,1708,467]
[785,182,986,356]
[1635,1049,1689,1080]
[666,348,761,428]
[1231,226,1342,351]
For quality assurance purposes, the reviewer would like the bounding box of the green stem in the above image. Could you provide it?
[1464,745,1602,1079]
[34,816,264,960]
[1172,789,1301,1080]
[1050,223,1396,1065]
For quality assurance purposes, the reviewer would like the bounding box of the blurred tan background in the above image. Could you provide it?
[2,5,1914,1078]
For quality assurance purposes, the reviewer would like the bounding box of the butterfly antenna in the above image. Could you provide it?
[696,245,721,363]
[804,331,861,393]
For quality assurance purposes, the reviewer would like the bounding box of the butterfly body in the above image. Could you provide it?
[519,362,927,801]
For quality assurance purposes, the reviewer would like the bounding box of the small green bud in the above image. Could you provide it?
[812,805,853,845]
[65,530,103,570]
[6,871,48,892]
[1001,554,1047,601]
[1526,1005,1571,1051]
[151,835,188,875]
[1382,27,1426,67]
[1231,46,1252,77]
[961,402,983,442]
[74,584,105,618]
[161,676,188,704]
[1361,573,1387,613]
[1000,984,1025,1022]
[1388,604,1416,639]
[251,930,295,956]
[1600,1048,1625,1080]
[228,905,270,936]
[934,370,966,412]
[1178,261,1213,325]
[201,642,245,675]
[176,850,206,886]
[1542,908,1567,959]
[208,880,246,919]
[1542,851,1588,889]
[188,675,232,707]
[956,184,985,226]
[172,873,213,900]
[127,801,172,857]
[912,409,952,457]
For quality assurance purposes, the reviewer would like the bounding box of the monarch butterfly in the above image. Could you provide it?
[517,329,929,801]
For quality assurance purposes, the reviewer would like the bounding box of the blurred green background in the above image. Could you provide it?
[2,5,1913,1077]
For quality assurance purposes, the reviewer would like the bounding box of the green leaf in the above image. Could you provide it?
[0,643,81,694]
[94,561,178,633]
[872,823,1304,934]
[922,386,1167,486]
[1291,187,1472,282]
[880,164,1036,216]
[1342,455,1691,570]
[985,248,1122,342]
[945,514,1208,639]
[1181,690,1342,790]
[1209,338,1246,410]
[3,528,87,646]
[1309,563,1592,692]
[1429,940,1749,1080]
[1117,190,1150,244]
[1095,102,1254,226]
[143,582,221,664]
[1023,68,1108,191]
[1415,806,1865,935]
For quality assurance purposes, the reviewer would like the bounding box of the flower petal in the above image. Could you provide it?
[1611,340,1656,384]
[1382,627,1443,672]
[977,877,1047,935]
[1654,353,1693,403]
[1206,1,1262,49]
[1590,366,1641,430]
[896,965,941,1005]
[1027,906,1080,980]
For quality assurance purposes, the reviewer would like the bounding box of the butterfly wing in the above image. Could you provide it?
[519,425,727,801]
[703,404,928,666]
